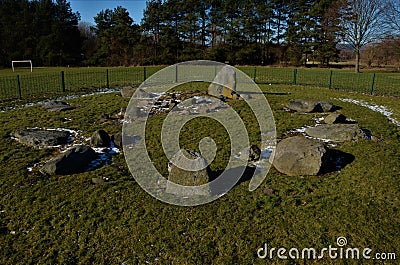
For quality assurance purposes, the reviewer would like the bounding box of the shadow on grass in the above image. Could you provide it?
[208,166,257,195]
[320,149,355,175]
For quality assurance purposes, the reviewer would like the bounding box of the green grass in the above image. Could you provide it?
[0,84,399,264]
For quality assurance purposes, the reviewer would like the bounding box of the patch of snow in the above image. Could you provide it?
[0,88,119,113]
[288,126,308,133]
[260,149,273,159]
[336,98,400,127]
[313,117,325,124]
[86,141,120,172]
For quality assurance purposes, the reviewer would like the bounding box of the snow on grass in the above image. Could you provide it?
[337,98,400,127]
[86,141,120,172]
[0,88,120,113]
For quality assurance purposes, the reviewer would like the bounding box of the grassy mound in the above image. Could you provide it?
[0,84,399,264]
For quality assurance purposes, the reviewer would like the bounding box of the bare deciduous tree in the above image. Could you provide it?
[386,0,400,32]
[339,0,387,72]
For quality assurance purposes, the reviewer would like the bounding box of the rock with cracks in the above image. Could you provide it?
[287,99,334,113]
[166,149,210,196]
[305,124,366,142]
[13,129,70,148]
[41,145,98,175]
[273,136,328,176]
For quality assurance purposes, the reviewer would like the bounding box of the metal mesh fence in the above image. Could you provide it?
[0,66,399,101]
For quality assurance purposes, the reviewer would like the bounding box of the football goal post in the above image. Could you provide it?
[12,60,33,72]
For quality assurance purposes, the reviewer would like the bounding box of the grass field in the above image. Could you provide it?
[0,82,399,264]
[0,66,399,102]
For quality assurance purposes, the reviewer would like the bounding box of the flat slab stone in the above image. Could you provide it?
[44,101,74,112]
[305,124,366,142]
[287,99,334,113]
[13,129,71,147]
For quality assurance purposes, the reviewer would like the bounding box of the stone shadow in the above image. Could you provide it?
[319,149,355,175]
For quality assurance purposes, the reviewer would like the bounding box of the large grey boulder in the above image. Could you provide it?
[305,124,366,142]
[90,130,111,147]
[287,99,334,113]
[44,101,74,112]
[166,149,210,196]
[273,136,328,176]
[13,129,70,147]
[41,145,97,175]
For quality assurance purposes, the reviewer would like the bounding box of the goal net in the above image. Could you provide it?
[12,60,33,72]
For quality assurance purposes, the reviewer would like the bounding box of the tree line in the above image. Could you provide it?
[1,0,399,72]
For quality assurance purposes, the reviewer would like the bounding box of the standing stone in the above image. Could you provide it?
[324,113,346,124]
[166,149,210,196]
[305,124,366,142]
[91,130,111,147]
[41,145,97,175]
[273,136,328,176]
[208,65,237,98]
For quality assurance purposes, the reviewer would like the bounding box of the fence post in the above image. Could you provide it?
[253,67,257,82]
[328,70,333,89]
[16,75,21,99]
[370,73,376,95]
[106,69,109,88]
[143,66,147,81]
[60,71,65,92]
[175,64,178,83]
[293,69,297,85]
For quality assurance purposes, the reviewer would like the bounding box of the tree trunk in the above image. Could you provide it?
[355,45,360,73]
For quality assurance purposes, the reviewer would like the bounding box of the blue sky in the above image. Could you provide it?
[69,0,147,25]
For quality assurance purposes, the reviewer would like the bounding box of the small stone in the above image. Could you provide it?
[370,135,380,142]
[249,145,261,161]
[91,178,104,184]
[91,130,111,147]
[111,132,122,148]
[324,113,347,124]
[263,188,275,195]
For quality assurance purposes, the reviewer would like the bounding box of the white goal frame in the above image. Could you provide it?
[12,60,32,72]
